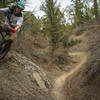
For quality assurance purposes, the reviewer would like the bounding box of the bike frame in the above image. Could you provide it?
[0,26,10,40]
[0,29,5,39]
[0,21,10,40]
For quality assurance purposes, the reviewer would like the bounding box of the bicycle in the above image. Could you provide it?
[0,24,13,60]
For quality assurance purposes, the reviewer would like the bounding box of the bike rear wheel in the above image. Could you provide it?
[0,39,12,60]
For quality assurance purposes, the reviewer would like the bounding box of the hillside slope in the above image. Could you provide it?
[0,52,53,100]
[0,23,100,100]
[66,24,100,100]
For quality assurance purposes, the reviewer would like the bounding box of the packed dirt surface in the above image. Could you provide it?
[0,23,100,100]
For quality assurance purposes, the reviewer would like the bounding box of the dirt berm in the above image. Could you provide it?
[66,23,100,100]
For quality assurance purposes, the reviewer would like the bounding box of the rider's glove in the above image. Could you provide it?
[10,28,17,33]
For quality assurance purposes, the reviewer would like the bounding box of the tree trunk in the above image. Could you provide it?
[93,0,99,20]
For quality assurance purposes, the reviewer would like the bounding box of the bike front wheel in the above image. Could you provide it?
[0,39,13,60]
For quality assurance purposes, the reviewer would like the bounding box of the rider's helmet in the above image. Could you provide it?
[16,1,25,10]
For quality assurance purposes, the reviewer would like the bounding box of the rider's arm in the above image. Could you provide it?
[15,25,20,30]
[0,8,9,13]
[16,16,23,27]
[10,17,23,33]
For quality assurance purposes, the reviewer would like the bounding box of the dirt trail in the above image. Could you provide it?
[51,52,88,100]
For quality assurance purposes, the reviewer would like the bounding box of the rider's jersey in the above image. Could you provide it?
[0,8,23,28]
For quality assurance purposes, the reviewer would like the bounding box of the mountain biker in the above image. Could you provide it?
[0,1,24,41]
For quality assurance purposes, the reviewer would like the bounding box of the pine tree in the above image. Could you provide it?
[71,0,84,25]
[41,0,66,52]
[93,0,98,20]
